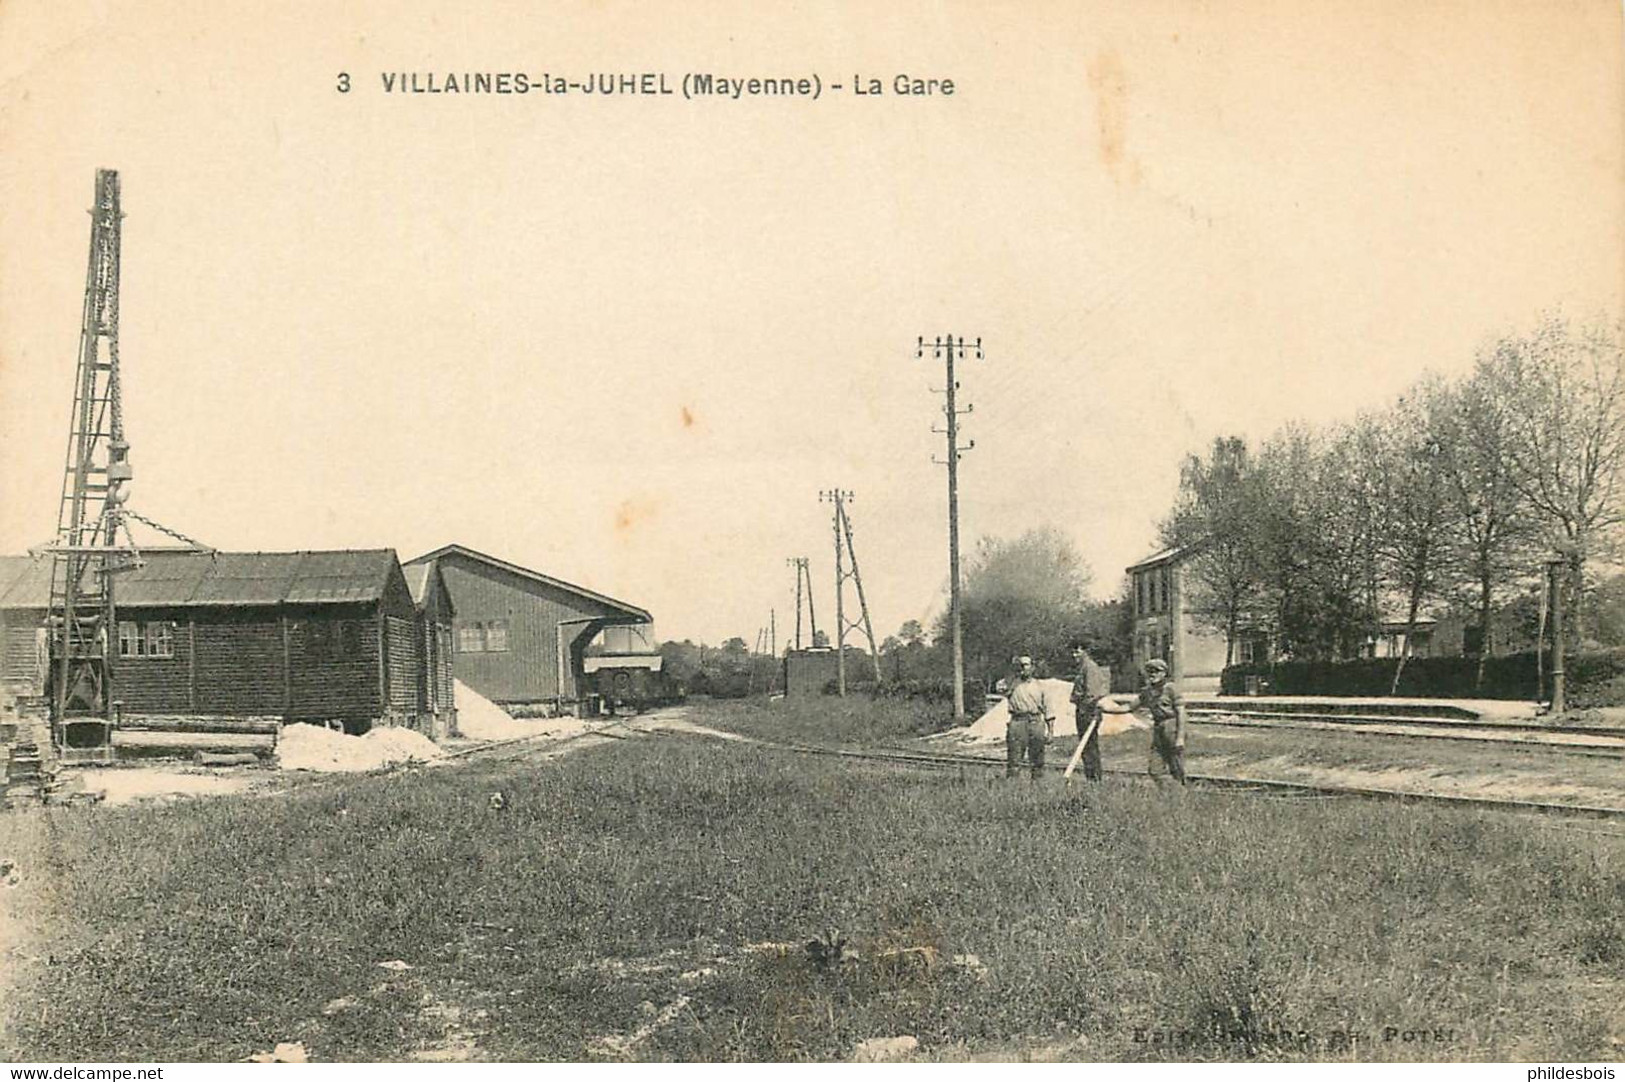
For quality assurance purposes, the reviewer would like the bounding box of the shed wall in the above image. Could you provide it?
[286,609,382,722]
[385,614,418,716]
[194,611,285,715]
[109,607,191,713]
[437,558,621,703]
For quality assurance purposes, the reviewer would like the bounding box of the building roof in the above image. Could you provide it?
[405,543,651,623]
[402,560,455,616]
[0,550,400,609]
[403,563,433,605]
[1125,545,1190,573]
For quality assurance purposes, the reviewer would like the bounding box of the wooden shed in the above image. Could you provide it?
[0,549,442,733]
[404,560,458,738]
[404,544,652,713]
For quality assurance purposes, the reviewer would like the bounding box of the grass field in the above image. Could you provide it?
[4,710,1624,1062]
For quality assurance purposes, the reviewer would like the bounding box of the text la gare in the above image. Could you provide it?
[854,74,954,95]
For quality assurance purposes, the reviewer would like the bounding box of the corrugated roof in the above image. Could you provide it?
[405,543,651,622]
[284,550,395,604]
[0,557,51,608]
[115,552,216,607]
[0,550,398,609]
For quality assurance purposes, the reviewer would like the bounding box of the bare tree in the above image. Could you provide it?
[1163,436,1266,665]
[1430,370,1540,683]
[1371,387,1456,694]
[1483,314,1625,642]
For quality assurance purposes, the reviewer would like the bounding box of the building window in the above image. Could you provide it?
[144,621,174,658]
[118,620,175,659]
[458,622,485,653]
[485,619,509,652]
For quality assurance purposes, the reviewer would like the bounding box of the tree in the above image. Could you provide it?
[1163,435,1266,665]
[936,526,1093,680]
[657,639,703,683]
[1484,314,1625,642]
[879,620,930,680]
[1371,386,1456,693]
[1247,424,1379,660]
[1431,368,1540,683]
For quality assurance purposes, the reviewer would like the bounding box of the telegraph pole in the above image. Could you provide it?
[919,335,980,721]
[823,489,851,695]
[788,560,803,649]
[820,489,882,695]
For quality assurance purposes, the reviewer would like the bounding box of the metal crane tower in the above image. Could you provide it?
[43,169,139,741]
[40,169,205,749]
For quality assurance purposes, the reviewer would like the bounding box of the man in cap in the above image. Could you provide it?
[1004,655,1053,780]
[1068,639,1111,781]
[1101,657,1187,784]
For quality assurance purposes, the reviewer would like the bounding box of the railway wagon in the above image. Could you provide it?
[582,654,685,714]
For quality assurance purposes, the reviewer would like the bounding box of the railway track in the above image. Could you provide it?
[754,738,1625,826]
[1188,713,1625,760]
[444,712,1625,830]
[1187,705,1625,742]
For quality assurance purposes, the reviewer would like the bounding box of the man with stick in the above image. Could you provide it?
[1064,640,1110,782]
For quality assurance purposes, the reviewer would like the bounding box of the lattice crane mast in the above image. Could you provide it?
[40,169,206,741]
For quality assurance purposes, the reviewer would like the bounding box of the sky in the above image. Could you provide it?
[1,0,1621,646]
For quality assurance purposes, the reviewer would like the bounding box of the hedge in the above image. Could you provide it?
[1221,648,1625,705]
[821,677,986,707]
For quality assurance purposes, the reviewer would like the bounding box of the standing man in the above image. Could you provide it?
[1101,657,1187,784]
[1004,655,1053,780]
[1069,640,1111,781]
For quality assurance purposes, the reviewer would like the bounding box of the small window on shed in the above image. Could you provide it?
[459,622,485,653]
[143,621,175,659]
[485,619,509,652]
[343,621,364,656]
[118,620,174,659]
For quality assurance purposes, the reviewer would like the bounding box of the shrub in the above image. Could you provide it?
[820,677,985,708]
[1220,648,1625,703]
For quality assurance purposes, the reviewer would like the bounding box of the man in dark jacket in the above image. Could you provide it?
[1068,641,1111,781]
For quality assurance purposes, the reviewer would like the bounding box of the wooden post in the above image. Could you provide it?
[280,612,292,719]
[376,611,388,723]
[187,617,197,711]
[1550,558,1566,714]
